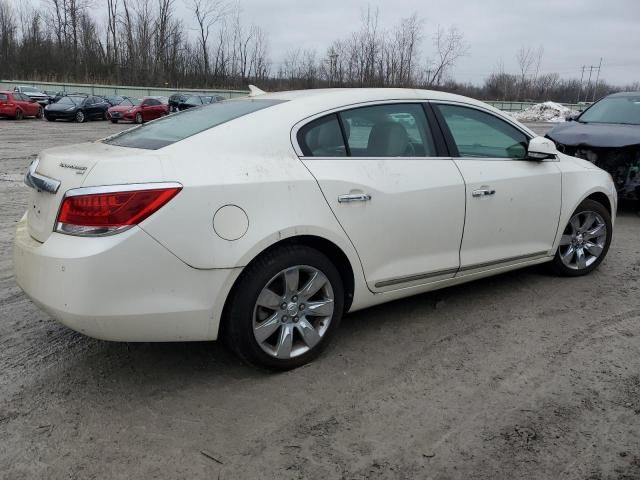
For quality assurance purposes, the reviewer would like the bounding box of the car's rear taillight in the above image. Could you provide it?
[56,184,182,236]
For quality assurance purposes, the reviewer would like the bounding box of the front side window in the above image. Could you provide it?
[298,114,346,157]
[436,104,528,159]
[105,98,286,150]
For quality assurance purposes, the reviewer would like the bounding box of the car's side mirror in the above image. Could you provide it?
[565,113,579,122]
[527,136,558,160]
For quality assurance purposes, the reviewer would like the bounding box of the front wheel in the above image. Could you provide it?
[110,119,118,124]
[552,199,612,276]
[75,110,85,123]
[135,112,143,124]
[224,245,344,370]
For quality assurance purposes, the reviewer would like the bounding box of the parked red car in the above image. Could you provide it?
[0,91,43,119]
[107,97,169,124]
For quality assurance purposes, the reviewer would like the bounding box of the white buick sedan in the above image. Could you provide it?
[15,88,616,369]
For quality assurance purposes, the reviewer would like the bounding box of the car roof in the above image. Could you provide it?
[256,87,492,111]
[245,88,506,123]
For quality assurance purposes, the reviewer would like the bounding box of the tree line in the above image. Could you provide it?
[0,0,637,102]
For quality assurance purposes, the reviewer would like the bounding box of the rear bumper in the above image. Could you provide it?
[14,215,240,341]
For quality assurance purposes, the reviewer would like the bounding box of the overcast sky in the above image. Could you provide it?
[230,0,640,85]
[30,0,640,85]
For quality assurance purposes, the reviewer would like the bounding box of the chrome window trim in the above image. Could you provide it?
[290,99,439,158]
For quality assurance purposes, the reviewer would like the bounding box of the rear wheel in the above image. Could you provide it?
[102,110,108,120]
[224,245,344,370]
[15,109,23,120]
[36,107,43,119]
[552,199,612,276]
[75,110,85,123]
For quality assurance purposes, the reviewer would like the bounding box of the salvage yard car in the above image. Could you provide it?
[107,97,169,124]
[14,88,617,370]
[547,91,640,203]
[44,94,109,122]
[0,91,43,119]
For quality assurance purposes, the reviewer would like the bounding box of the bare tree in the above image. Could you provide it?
[426,25,469,86]
[190,0,227,81]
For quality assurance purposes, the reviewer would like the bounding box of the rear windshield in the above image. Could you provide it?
[104,98,286,150]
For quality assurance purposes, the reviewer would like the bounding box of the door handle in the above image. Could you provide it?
[338,193,371,203]
[471,188,496,197]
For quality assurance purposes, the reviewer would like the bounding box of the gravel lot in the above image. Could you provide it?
[1,118,639,480]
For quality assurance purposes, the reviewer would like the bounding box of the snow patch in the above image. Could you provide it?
[511,101,579,123]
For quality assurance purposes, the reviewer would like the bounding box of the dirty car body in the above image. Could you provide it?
[14,88,617,369]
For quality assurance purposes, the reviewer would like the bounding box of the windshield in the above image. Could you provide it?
[59,96,84,105]
[21,87,39,93]
[121,98,141,106]
[104,98,286,150]
[579,96,640,125]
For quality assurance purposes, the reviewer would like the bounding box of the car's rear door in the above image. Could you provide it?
[298,102,465,292]
[432,102,562,272]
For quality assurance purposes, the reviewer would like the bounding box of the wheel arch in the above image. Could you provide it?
[585,191,612,216]
[219,234,357,339]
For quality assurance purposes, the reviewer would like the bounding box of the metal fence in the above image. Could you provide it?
[0,80,249,99]
[1,80,593,113]
[485,100,592,112]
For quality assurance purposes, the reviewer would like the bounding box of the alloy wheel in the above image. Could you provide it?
[252,265,335,359]
[76,110,85,122]
[558,210,607,270]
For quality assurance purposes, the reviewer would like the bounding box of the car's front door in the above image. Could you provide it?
[433,103,562,272]
[298,102,466,292]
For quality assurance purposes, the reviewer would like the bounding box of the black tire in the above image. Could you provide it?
[135,112,143,124]
[75,110,85,123]
[102,110,108,120]
[15,109,23,120]
[224,245,345,370]
[551,199,612,276]
[45,115,55,122]
[36,107,43,119]
[110,119,118,124]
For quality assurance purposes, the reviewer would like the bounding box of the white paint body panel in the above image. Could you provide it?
[302,158,465,291]
[454,159,562,268]
[13,88,617,342]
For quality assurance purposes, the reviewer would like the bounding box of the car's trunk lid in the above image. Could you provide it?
[25,141,159,243]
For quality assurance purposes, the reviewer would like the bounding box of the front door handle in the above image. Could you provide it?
[338,193,372,203]
[471,188,496,198]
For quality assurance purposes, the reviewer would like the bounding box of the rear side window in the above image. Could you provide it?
[436,104,528,159]
[340,104,436,157]
[105,98,286,150]
[0,94,7,100]
[298,114,346,157]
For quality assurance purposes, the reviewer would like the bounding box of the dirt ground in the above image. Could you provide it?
[0,118,639,480]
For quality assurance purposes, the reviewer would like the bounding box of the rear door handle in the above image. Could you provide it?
[471,188,496,197]
[338,193,371,203]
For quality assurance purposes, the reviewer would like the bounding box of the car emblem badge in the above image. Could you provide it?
[59,162,88,175]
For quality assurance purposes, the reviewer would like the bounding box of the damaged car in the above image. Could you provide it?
[547,92,640,203]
